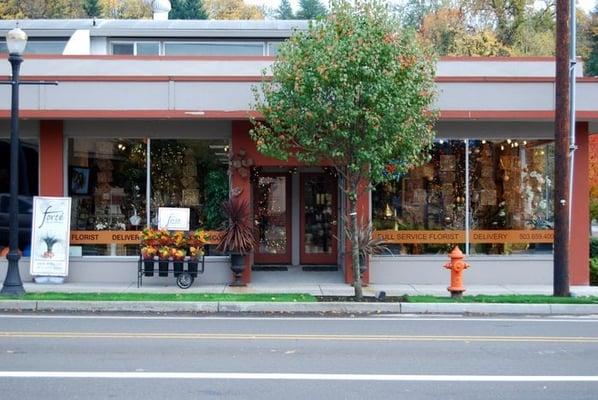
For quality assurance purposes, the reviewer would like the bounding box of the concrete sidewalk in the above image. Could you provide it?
[0,281,597,315]
[14,281,598,297]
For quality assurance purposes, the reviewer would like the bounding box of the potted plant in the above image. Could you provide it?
[171,231,187,277]
[140,245,157,277]
[157,246,170,277]
[141,228,159,276]
[187,229,208,278]
[216,199,254,286]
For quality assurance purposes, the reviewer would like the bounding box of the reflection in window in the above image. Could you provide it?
[267,42,282,56]
[372,140,465,254]
[0,139,38,255]
[469,140,554,255]
[112,43,134,55]
[0,40,67,54]
[136,42,160,55]
[111,42,160,56]
[164,42,264,56]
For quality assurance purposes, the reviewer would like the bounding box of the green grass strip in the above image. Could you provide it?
[405,294,598,304]
[0,292,317,303]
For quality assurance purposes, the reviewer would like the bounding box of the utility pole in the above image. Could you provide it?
[554,0,570,296]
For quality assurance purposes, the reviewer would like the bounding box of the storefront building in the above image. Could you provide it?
[1,19,597,286]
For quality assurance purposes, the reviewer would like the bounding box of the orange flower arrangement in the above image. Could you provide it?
[140,229,207,261]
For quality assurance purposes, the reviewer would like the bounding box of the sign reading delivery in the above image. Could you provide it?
[30,196,72,277]
[374,229,554,244]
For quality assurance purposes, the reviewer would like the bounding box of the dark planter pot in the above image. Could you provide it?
[173,261,184,277]
[188,260,199,278]
[229,253,246,286]
[143,259,155,277]
[159,260,169,277]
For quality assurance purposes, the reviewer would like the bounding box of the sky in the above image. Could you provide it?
[245,0,597,14]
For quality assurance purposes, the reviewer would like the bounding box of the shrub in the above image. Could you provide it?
[591,238,598,258]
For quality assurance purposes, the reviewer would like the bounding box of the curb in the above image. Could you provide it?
[1,300,598,315]
[400,303,554,314]
[34,301,219,313]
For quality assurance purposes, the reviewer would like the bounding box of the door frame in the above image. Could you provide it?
[299,172,338,265]
[252,171,292,264]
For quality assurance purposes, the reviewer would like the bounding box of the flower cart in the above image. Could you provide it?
[138,228,208,289]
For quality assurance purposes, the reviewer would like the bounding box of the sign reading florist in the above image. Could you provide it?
[30,197,72,277]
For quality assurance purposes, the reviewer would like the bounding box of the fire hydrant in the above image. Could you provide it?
[443,246,470,298]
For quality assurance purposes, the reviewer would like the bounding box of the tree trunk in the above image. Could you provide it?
[349,195,363,300]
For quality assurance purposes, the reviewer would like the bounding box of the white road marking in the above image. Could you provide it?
[0,314,597,323]
[2,331,598,343]
[0,371,598,382]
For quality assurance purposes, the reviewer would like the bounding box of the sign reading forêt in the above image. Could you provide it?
[30,196,72,277]
[158,207,190,231]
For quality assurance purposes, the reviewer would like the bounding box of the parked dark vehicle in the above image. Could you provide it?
[0,194,34,253]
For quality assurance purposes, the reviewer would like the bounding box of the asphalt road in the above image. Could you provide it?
[0,313,597,400]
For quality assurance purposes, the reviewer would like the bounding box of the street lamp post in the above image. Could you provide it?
[1,28,28,296]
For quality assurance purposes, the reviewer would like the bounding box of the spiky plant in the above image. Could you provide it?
[216,199,254,254]
[343,218,389,258]
[42,236,59,253]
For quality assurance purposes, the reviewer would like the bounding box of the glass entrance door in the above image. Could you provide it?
[253,173,292,264]
[300,173,338,265]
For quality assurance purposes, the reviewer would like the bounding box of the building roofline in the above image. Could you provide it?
[0,19,310,39]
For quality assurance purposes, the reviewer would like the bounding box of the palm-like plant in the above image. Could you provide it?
[341,218,389,264]
[216,199,254,255]
[42,235,59,258]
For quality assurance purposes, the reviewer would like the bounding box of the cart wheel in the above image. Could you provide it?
[176,272,194,289]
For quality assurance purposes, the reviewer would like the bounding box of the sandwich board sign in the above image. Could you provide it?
[30,196,72,277]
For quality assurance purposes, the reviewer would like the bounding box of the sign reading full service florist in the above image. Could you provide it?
[30,196,72,277]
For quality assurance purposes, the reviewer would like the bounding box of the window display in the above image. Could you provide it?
[68,138,229,257]
[372,138,554,255]
[469,140,554,254]
[372,140,466,254]
[68,138,146,256]
[149,139,229,232]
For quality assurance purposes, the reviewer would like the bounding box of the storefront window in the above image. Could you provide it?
[68,138,146,256]
[469,139,554,255]
[372,138,554,256]
[149,139,229,232]
[68,138,230,256]
[0,139,38,255]
[372,140,466,254]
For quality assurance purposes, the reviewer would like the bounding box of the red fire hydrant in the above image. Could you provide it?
[443,246,470,298]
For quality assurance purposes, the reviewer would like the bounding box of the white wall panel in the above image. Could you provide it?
[435,82,555,110]
[43,82,169,110]
[174,82,255,110]
[577,82,598,111]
